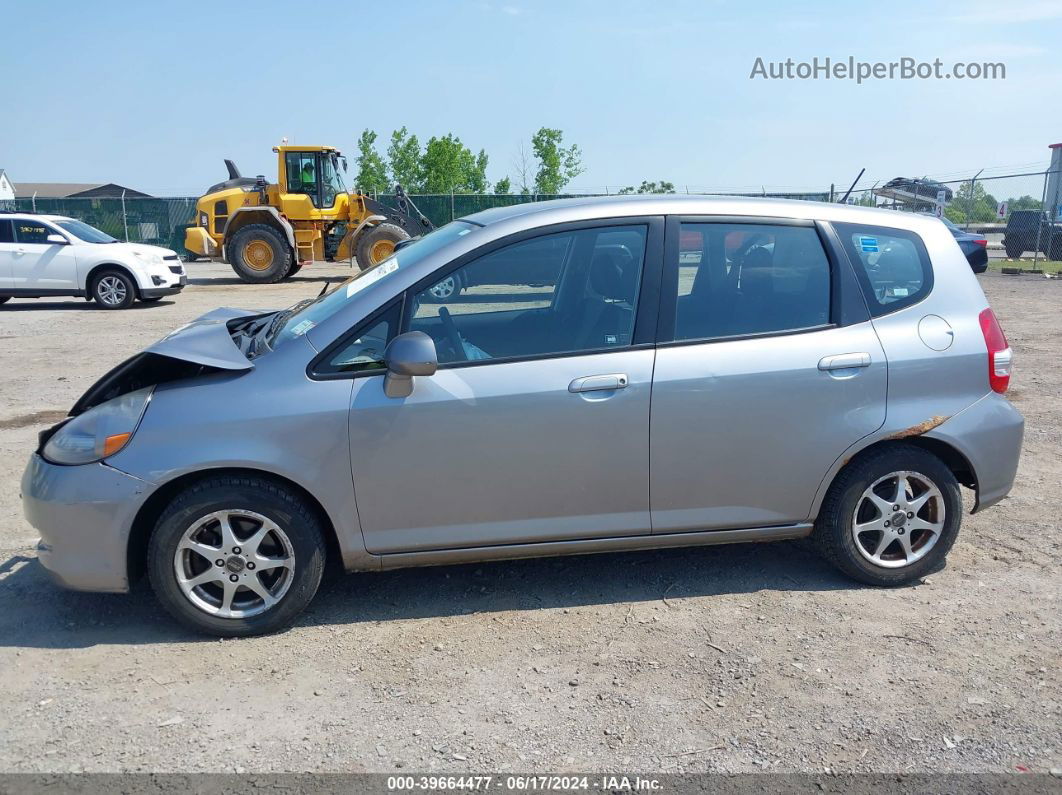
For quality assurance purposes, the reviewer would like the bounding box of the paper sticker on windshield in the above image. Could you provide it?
[346,258,399,298]
[290,320,315,336]
[858,236,879,253]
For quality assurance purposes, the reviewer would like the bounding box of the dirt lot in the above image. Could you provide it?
[0,264,1058,774]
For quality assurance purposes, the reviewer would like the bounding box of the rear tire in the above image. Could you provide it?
[148,476,327,637]
[814,444,961,586]
[91,269,136,310]
[355,223,408,271]
[228,224,293,284]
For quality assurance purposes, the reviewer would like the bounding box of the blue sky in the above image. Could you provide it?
[2,0,1060,195]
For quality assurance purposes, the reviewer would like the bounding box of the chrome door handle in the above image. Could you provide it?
[14,247,27,254]
[818,352,871,371]
[569,373,628,393]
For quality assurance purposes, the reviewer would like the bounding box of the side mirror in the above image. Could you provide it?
[383,331,438,398]
[46,234,68,245]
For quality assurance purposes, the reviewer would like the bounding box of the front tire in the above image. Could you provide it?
[91,269,136,309]
[228,224,294,284]
[814,444,961,586]
[355,223,408,270]
[148,476,326,637]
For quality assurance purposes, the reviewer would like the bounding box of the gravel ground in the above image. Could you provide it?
[0,264,1058,774]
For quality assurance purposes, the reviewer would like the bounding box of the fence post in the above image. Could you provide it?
[120,190,129,242]
[965,170,982,231]
[1032,170,1049,270]
[450,188,455,222]
[32,191,37,213]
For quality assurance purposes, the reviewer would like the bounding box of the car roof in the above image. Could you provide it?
[0,213,72,221]
[462,194,946,235]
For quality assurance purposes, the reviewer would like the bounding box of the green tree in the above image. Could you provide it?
[1006,194,1042,211]
[494,176,512,195]
[387,127,423,192]
[944,180,999,225]
[617,180,676,194]
[531,128,583,194]
[354,129,389,194]
[422,134,486,193]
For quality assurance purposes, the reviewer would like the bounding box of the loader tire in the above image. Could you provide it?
[228,224,293,284]
[355,223,408,271]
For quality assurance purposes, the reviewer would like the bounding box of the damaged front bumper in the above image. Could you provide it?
[21,454,155,593]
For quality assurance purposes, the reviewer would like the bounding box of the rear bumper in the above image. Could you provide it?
[21,454,154,592]
[924,393,1024,513]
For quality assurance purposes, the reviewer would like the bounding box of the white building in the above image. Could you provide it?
[0,170,14,201]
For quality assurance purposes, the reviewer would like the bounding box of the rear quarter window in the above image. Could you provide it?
[833,223,933,316]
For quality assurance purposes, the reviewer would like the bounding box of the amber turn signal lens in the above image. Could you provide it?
[102,432,132,457]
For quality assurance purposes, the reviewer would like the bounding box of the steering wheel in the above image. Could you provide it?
[438,306,466,363]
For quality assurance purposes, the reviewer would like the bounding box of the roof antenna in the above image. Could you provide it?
[839,168,866,204]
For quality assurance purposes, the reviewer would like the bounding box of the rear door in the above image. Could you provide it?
[9,218,79,291]
[649,217,887,533]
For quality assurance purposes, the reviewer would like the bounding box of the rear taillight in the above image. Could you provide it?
[978,308,1012,393]
[973,238,988,247]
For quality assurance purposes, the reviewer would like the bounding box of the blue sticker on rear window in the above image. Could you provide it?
[858,235,879,253]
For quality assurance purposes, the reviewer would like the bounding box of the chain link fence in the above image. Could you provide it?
[6,168,1059,267]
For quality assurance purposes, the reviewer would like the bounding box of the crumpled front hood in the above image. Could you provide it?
[147,307,264,371]
[68,307,268,416]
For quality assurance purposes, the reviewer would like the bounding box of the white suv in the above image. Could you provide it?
[0,213,186,309]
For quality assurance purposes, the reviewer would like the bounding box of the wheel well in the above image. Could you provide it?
[126,467,342,585]
[224,213,294,260]
[85,263,141,297]
[844,437,977,491]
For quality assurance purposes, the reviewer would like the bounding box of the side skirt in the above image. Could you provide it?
[368,524,813,572]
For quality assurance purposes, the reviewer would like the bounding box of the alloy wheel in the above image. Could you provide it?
[851,471,945,569]
[173,509,295,618]
[97,275,128,306]
[429,276,457,300]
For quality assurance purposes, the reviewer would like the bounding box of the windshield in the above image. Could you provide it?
[321,154,346,207]
[269,220,477,348]
[55,219,118,243]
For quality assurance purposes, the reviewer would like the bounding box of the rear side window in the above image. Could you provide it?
[13,220,52,244]
[834,223,932,316]
[672,222,831,341]
[0,220,13,243]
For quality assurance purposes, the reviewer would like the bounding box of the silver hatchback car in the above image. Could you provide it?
[22,196,1024,636]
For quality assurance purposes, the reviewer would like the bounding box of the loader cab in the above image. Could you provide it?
[276,147,347,212]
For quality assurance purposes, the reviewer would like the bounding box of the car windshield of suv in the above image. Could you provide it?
[55,219,118,243]
[268,220,477,348]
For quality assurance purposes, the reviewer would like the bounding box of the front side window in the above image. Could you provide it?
[834,223,931,316]
[671,222,831,341]
[13,220,54,244]
[408,225,648,365]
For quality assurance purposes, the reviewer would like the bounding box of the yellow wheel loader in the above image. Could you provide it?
[184,145,432,283]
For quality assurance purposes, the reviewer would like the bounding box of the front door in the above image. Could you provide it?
[9,219,79,291]
[650,219,887,532]
[345,219,663,554]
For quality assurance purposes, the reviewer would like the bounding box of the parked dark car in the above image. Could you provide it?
[940,216,988,273]
[1002,210,1062,260]
[918,215,988,273]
